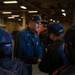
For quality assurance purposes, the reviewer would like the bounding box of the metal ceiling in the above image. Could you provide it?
[0,0,75,23]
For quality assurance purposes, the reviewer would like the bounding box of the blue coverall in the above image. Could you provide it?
[14,27,42,75]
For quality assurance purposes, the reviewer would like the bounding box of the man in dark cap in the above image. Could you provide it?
[38,22,68,75]
[0,27,12,58]
[48,22,68,74]
[0,27,28,75]
[14,15,42,75]
[53,25,75,75]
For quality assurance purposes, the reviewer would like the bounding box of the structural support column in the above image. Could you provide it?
[23,13,26,28]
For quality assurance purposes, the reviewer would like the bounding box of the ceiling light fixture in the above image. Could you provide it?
[18,19,21,21]
[8,17,15,19]
[2,12,12,14]
[50,19,53,21]
[57,21,59,22]
[12,15,19,17]
[62,13,66,16]
[21,17,23,18]
[61,9,65,12]
[3,1,18,4]
[53,20,55,22]
[28,11,38,13]
[20,6,27,9]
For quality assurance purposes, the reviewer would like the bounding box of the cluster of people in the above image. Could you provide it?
[0,14,75,75]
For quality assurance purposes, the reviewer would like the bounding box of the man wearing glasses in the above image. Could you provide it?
[14,15,42,75]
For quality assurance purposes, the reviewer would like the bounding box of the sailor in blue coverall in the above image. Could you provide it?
[0,27,28,75]
[0,27,12,56]
[14,15,43,75]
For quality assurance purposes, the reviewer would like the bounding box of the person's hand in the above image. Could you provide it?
[37,59,41,64]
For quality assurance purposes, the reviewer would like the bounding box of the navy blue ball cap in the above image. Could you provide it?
[48,22,63,36]
[30,15,42,22]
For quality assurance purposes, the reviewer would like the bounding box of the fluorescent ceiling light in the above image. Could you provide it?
[20,6,27,9]
[8,17,15,19]
[21,17,23,18]
[53,20,55,22]
[18,19,21,21]
[28,11,38,13]
[2,12,12,14]
[3,1,18,4]
[62,13,66,16]
[12,15,19,17]
[61,9,65,12]
[50,19,53,21]
[57,21,59,22]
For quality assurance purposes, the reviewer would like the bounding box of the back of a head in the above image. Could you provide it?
[64,27,75,47]
[47,22,64,36]
[0,28,12,58]
[64,25,75,63]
